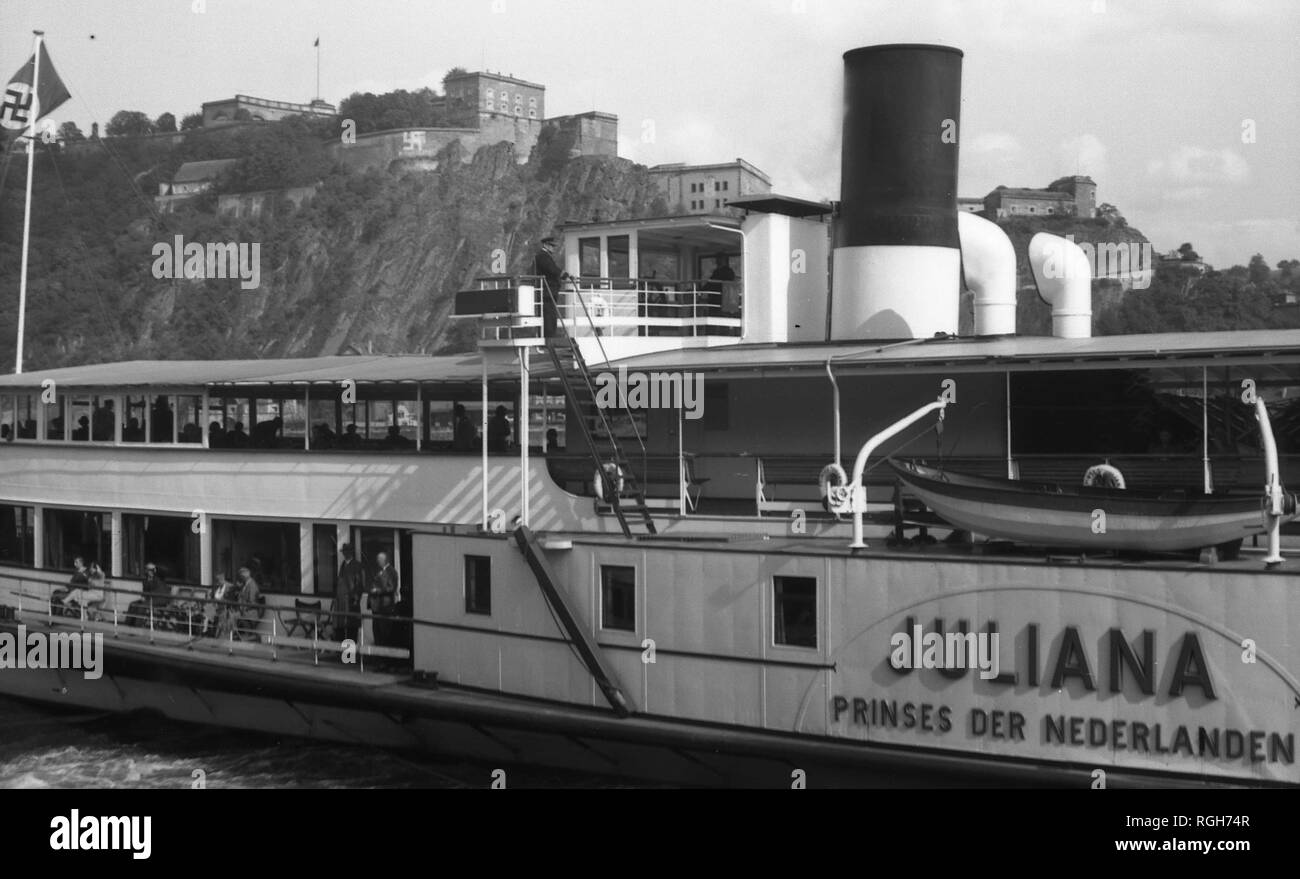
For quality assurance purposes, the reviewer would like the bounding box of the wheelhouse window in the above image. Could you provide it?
[212,518,301,594]
[773,576,817,648]
[600,565,635,631]
[464,555,491,614]
[123,513,201,585]
[42,508,110,572]
[607,235,630,281]
[579,237,601,278]
[0,504,35,567]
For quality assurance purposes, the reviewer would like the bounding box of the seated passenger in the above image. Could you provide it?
[180,422,202,444]
[123,417,145,443]
[71,415,90,442]
[0,425,10,443]
[51,556,89,616]
[92,400,114,441]
[312,423,336,450]
[65,560,109,621]
[18,419,36,439]
[338,423,361,450]
[382,425,412,449]
[227,421,250,448]
[207,421,226,448]
[252,417,283,449]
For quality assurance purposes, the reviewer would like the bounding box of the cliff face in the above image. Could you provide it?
[0,135,667,370]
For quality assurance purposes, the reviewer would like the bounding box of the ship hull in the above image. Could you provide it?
[0,619,1248,789]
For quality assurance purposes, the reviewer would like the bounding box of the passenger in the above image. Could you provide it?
[206,571,238,636]
[487,405,511,453]
[123,417,146,443]
[71,415,90,442]
[703,253,735,310]
[227,421,250,448]
[533,236,573,339]
[0,424,10,443]
[382,425,412,449]
[545,427,559,453]
[335,543,364,642]
[92,399,114,441]
[252,416,283,448]
[151,399,174,443]
[51,556,89,616]
[452,404,476,452]
[216,567,262,641]
[338,423,361,450]
[66,560,109,621]
[367,552,400,649]
[207,421,226,448]
[126,562,171,627]
[19,419,36,439]
[49,415,64,440]
[180,422,202,444]
[312,423,336,450]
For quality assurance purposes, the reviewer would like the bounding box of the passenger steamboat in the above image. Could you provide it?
[0,45,1296,787]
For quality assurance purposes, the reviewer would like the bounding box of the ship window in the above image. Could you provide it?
[703,382,729,431]
[3,394,38,441]
[773,576,816,648]
[0,504,35,567]
[312,524,338,597]
[464,555,491,614]
[42,508,110,573]
[600,565,635,631]
[46,395,67,441]
[176,395,204,444]
[352,526,396,588]
[149,395,176,443]
[212,518,302,594]
[123,395,148,443]
[124,513,201,585]
[579,237,601,277]
[607,235,630,280]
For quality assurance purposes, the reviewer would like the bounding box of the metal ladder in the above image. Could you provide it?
[541,283,656,538]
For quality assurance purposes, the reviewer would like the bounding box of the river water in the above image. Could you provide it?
[0,696,613,789]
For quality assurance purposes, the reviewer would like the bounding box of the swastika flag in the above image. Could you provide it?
[2,42,71,131]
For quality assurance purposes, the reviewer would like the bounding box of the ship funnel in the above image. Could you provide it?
[831,44,963,340]
[958,211,1017,336]
[1029,232,1092,338]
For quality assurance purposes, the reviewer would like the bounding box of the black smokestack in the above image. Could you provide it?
[831,44,964,339]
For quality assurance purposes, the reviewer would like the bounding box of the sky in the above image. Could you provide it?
[4,0,1297,268]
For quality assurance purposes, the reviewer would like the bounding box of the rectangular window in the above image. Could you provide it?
[212,518,301,594]
[774,576,817,648]
[313,524,337,596]
[123,513,201,585]
[0,504,35,567]
[176,394,204,443]
[607,235,630,280]
[42,508,110,572]
[123,394,148,442]
[149,395,176,443]
[579,236,601,277]
[723,181,729,191]
[464,555,491,614]
[715,199,721,208]
[12,394,36,439]
[600,565,635,631]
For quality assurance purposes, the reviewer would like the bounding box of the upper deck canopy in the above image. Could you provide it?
[0,354,500,389]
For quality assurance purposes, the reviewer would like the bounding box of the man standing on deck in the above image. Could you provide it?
[336,543,363,642]
[533,236,573,339]
[368,552,399,648]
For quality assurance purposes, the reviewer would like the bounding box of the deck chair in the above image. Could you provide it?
[276,598,330,640]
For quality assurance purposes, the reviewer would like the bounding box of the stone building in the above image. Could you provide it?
[982,175,1097,219]
[442,71,545,126]
[201,95,337,127]
[155,158,238,212]
[648,159,772,215]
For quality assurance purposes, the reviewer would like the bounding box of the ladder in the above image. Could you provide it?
[541,283,656,538]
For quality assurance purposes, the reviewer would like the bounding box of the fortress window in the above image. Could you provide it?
[600,565,635,631]
[465,555,491,615]
[529,110,536,118]
[774,576,817,648]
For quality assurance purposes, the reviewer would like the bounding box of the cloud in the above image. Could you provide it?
[1058,134,1107,178]
[1146,145,1250,185]
[969,131,1022,158]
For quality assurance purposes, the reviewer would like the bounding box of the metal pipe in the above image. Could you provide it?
[1255,397,1285,567]
[850,397,949,548]
[825,360,841,470]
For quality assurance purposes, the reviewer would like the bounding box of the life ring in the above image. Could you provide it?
[1083,462,1126,489]
[819,462,850,514]
[594,462,625,501]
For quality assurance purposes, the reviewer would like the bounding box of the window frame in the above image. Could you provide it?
[599,564,636,632]
[464,554,492,615]
[772,574,818,650]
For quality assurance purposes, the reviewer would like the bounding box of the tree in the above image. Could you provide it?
[442,67,468,86]
[1177,242,1200,261]
[1248,253,1271,285]
[180,113,204,131]
[58,121,85,143]
[105,110,154,137]
[155,112,177,133]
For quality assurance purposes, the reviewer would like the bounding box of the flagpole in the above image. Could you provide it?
[315,37,320,101]
[15,30,44,375]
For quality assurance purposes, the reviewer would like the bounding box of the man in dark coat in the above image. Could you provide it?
[368,551,400,648]
[533,237,572,339]
[335,543,364,642]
